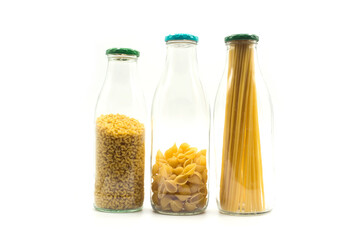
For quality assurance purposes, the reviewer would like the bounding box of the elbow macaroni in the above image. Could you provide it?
[94,114,145,211]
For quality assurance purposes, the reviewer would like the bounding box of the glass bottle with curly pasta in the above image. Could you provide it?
[94,48,146,213]
[151,34,210,215]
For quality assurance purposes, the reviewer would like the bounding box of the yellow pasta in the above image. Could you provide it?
[189,183,199,193]
[165,180,178,193]
[199,156,206,166]
[156,150,166,164]
[179,143,190,151]
[182,163,196,176]
[165,144,178,159]
[188,172,202,185]
[184,202,197,211]
[160,196,172,210]
[183,159,192,167]
[195,165,206,173]
[152,163,160,175]
[219,40,265,213]
[196,149,206,158]
[198,197,207,208]
[202,170,208,183]
[94,114,145,211]
[168,157,178,168]
[178,185,191,195]
[170,200,183,212]
[175,195,191,201]
[174,175,188,185]
[189,193,203,204]
[173,167,184,175]
[199,185,207,195]
[160,164,172,178]
[177,154,186,163]
[151,143,208,213]
[152,191,159,205]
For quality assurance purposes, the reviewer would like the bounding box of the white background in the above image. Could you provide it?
[1,0,359,239]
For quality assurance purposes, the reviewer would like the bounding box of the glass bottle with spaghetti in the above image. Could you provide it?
[151,34,210,215]
[214,34,274,214]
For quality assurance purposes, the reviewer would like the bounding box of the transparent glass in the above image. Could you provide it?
[214,40,274,215]
[151,40,210,215]
[94,54,146,213]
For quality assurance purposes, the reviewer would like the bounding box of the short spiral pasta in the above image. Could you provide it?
[94,114,145,211]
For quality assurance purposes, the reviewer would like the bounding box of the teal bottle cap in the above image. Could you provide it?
[225,34,259,43]
[165,33,198,42]
[106,48,140,57]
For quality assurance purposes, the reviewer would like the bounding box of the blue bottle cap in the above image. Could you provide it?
[165,33,198,42]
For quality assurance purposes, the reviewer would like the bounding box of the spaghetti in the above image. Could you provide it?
[219,40,265,213]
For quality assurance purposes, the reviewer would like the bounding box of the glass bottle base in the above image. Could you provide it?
[152,206,205,216]
[219,208,272,216]
[94,205,142,213]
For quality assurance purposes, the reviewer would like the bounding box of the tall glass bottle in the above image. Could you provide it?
[214,34,274,215]
[151,34,210,215]
[94,48,146,213]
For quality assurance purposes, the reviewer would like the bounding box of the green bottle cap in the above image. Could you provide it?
[105,48,140,57]
[225,34,259,43]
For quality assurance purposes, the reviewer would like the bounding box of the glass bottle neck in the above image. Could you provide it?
[105,55,138,84]
[226,40,257,51]
[164,41,199,82]
[226,40,258,69]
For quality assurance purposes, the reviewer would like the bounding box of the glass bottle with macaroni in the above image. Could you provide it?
[94,48,146,213]
[151,34,210,215]
[214,34,274,214]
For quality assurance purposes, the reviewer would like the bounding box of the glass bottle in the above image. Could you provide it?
[214,34,274,215]
[151,34,210,215]
[94,48,146,213]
